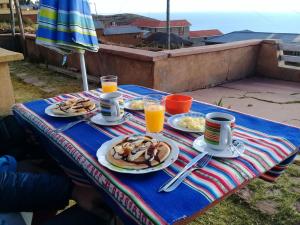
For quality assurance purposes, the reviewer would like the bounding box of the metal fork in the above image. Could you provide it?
[228,139,243,156]
[54,118,89,133]
[163,154,213,192]
[53,112,96,133]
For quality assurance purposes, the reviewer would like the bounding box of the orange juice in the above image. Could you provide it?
[102,82,117,93]
[145,104,165,133]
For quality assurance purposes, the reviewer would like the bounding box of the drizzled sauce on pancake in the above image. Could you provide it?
[54,98,95,114]
[111,136,168,167]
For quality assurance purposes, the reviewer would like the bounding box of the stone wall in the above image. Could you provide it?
[256,40,300,82]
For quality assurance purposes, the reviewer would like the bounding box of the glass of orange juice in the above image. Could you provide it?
[101,75,118,93]
[144,94,165,133]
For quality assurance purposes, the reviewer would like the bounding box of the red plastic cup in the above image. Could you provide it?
[165,94,193,115]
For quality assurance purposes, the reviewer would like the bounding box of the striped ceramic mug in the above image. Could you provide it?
[99,92,124,122]
[204,112,235,150]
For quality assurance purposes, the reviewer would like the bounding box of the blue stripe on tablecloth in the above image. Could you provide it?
[238,139,280,162]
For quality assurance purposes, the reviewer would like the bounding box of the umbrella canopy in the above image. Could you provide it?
[36,0,99,90]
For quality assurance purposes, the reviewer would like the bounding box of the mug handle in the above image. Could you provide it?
[224,124,232,146]
[113,99,120,117]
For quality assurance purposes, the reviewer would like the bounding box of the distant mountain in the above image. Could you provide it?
[93,13,158,27]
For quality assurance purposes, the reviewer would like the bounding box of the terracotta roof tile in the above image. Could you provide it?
[189,29,223,38]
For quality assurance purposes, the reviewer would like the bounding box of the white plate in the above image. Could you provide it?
[90,112,131,126]
[124,97,144,111]
[193,135,245,158]
[167,112,205,133]
[45,103,97,118]
[96,134,180,174]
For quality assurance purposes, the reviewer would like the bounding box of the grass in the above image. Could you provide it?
[9,61,300,225]
[11,74,47,103]
[9,61,97,103]
[190,164,300,225]
[190,195,271,225]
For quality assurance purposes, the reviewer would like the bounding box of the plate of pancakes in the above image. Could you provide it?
[96,134,179,174]
[45,98,97,117]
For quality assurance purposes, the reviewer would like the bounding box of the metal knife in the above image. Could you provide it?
[158,151,207,192]
[163,154,212,192]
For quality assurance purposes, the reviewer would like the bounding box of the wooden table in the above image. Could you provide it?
[0,48,23,116]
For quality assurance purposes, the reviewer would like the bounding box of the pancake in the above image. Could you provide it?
[51,98,96,115]
[106,136,171,170]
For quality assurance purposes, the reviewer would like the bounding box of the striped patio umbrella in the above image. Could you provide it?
[36,0,99,91]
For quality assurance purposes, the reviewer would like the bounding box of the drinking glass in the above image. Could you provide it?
[101,75,118,93]
[144,94,165,133]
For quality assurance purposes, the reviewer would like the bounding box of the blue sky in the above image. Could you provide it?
[91,0,300,14]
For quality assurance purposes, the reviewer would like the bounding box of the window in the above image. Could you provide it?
[178,27,184,36]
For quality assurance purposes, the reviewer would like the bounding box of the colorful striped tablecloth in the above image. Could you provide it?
[13,85,300,225]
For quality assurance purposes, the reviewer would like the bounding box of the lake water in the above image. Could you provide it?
[139,12,300,34]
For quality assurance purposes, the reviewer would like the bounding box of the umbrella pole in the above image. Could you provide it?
[9,0,15,37]
[166,0,171,50]
[14,0,26,56]
[79,52,89,91]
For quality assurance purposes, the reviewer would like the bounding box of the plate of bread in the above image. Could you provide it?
[96,134,179,174]
[45,98,97,117]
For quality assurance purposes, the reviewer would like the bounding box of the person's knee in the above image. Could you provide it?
[0,155,17,172]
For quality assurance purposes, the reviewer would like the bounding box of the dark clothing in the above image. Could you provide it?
[0,117,113,225]
[42,205,111,225]
[0,115,34,160]
[0,155,72,212]
[0,155,17,172]
[0,172,72,212]
[0,156,112,224]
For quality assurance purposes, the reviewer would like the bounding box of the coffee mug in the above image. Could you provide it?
[204,112,235,150]
[99,92,124,122]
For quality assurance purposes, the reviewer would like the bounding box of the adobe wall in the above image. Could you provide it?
[256,40,300,82]
[23,13,37,23]
[66,46,165,88]
[21,34,167,88]
[2,34,282,93]
[24,34,64,66]
[98,33,143,46]
[0,34,21,52]
[0,12,37,23]
[153,40,261,92]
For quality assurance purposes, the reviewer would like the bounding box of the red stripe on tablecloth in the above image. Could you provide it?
[208,161,241,184]
[235,132,288,159]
